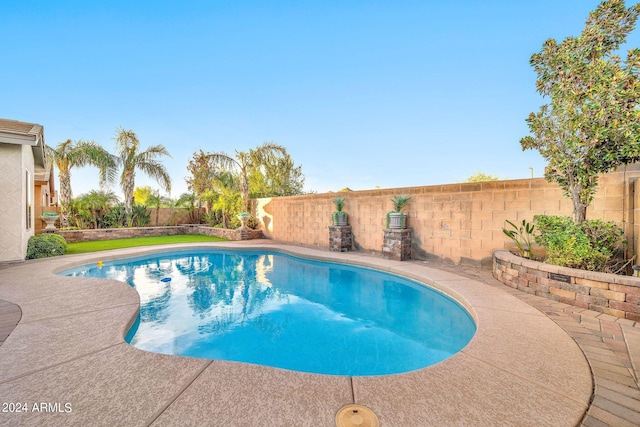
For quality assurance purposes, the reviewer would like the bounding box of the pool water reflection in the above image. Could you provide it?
[61,250,476,376]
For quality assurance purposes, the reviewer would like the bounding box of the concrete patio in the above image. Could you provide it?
[0,241,638,426]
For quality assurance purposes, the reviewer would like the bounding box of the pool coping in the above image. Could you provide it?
[0,241,595,426]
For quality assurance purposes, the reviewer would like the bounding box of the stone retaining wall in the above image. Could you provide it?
[36,207,203,235]
[58,225,262,243]
[493,249,640,321]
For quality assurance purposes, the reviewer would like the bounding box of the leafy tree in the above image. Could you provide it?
[464,171,501,182]
[114,127,172,215]
[248,148,305,198]
[132,186,154,206]
[47,139,117,215]
[206,142,287,212]
[185,150,218,211]
[521,0,640,222]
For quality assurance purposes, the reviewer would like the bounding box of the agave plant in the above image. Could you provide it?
[390,195,411,212]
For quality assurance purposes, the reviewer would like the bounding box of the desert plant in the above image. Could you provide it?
[129,203,151,227]
[390,195,411,212]
[246,216,259,229]
[102,204,127,228]
[502,219,535,258]
[26,233,67,259]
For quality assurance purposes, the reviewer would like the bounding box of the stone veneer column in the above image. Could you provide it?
[383,229,412,261]
[328,225,353,252]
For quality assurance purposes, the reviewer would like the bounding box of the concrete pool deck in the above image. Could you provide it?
[0,241,637,426]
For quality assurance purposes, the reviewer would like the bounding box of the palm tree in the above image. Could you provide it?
[207,142,286,212]
[147,189,172,226]
[211,171,242,227]
[114,127,172,215]
[176,192,201,223]
[47,139,118,215]
[76,190,119,229]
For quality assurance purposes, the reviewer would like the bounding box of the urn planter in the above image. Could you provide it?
[41,215,59,231]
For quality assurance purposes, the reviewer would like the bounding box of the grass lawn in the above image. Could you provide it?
[65,234,229,255]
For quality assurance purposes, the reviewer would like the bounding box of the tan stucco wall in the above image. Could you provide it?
[255,165,640,268]
[0,144,35,262]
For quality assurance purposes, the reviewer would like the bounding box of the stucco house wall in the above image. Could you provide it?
[0,144,35,262]
[0,119,47,262]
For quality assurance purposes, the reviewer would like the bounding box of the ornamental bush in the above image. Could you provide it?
[26,233,67,259]
[533,215,625,272]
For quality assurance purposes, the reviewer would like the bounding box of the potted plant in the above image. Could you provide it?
[332,197,348,226]
[237,212,251,229]
[40,211,60,231]
[386,195,411,229]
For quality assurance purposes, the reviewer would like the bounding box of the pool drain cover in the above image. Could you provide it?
[335,404,379,427]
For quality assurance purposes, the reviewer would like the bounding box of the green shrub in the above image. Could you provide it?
[580,219,626,257]
[102,204,127,228]
[246,216,259,229]
[129,204,151,227]
[533,215,624,271]
[26,233,67,259]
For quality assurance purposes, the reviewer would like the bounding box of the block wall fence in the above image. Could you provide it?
[255,165,640,268]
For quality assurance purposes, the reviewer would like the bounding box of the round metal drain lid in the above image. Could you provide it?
[335,404,379,427]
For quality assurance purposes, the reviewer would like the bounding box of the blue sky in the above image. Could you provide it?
[3,0,640,198]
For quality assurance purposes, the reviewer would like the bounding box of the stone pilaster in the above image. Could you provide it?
[383,228,412,261]
[329,225,353,252]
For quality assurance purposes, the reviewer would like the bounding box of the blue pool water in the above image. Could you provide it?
[61,250,476,376]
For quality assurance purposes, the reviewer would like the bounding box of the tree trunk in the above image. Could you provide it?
[242,178,249,213]
[59,171,72,209]
[571,184,587,223]
[123,170,135,214]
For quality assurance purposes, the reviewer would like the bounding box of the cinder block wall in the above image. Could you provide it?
[256,165,640,268]
[146,208,200,226]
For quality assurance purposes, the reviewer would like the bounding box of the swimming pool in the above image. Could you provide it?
[61,249,475,376]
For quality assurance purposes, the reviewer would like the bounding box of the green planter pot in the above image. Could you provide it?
[332,212,348,226]
[388,212,407,229]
